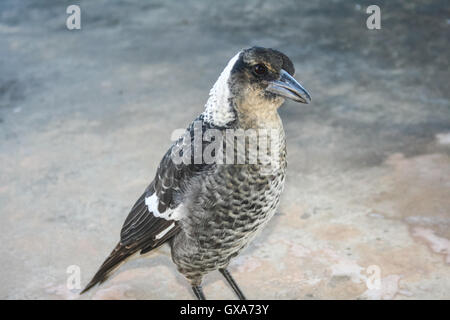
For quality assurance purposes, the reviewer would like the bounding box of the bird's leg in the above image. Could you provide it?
[219,268,246,300]
[192,285,206,300]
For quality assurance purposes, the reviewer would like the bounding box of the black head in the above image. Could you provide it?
[203,47,311,127]
[229,47,311,105]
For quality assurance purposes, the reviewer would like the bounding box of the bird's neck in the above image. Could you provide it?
[234,103,282,130]
[203,100,236,128]
[203,98,284,131]
[203,52,241,127]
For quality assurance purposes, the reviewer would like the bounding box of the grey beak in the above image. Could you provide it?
[266,69,311,104]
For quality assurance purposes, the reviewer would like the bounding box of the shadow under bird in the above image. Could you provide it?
[81,47,311,299]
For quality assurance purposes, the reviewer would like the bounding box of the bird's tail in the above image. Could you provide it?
[80,243,138,294]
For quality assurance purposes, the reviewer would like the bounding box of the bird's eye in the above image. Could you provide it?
[253,64,267,76]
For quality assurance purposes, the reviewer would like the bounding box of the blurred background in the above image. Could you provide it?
[0,0,449,299]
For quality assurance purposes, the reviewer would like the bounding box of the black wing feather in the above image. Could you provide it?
[81,116,214,293]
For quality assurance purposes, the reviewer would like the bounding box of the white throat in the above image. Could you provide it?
[203,51,241,127]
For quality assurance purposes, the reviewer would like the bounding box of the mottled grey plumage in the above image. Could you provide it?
[171,118,287,286]
[82,47,311,299]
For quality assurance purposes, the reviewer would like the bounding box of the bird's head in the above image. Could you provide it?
[204,47,311,127]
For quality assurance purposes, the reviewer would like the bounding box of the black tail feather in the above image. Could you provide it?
[80,243,137,294]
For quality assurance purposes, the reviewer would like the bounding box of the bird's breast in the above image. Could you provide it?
[172,124,287,272]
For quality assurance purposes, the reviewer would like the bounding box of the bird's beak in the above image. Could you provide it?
[266,69,311,104]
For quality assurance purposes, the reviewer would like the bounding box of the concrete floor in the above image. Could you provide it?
[0,0,449,299]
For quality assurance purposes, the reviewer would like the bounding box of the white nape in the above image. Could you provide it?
[203,51,241,127]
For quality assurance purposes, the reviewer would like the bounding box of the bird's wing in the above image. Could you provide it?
[82,116,214,293]
[120,117,216,250]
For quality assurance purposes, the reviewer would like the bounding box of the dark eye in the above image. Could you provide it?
[253,64,267,75]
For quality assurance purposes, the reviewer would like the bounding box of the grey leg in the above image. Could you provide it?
[192,285,206,300]
[219,268,246,300]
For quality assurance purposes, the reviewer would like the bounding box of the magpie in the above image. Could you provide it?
[81,47,311,299]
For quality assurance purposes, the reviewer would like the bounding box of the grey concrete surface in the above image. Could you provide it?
[0,0,449,299]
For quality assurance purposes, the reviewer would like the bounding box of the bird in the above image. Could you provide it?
[81,46,311,300]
